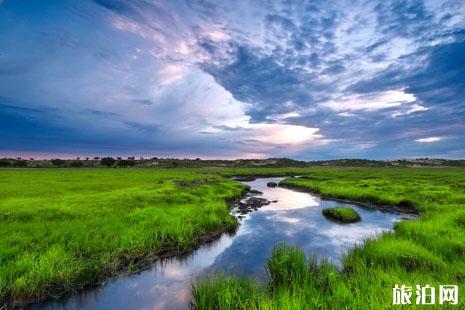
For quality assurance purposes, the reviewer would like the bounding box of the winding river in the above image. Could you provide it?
[36,177,405,310]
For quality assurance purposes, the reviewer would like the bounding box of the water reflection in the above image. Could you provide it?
[36,177,403,310]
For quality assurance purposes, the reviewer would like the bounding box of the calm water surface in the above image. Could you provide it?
[36,177,403,310]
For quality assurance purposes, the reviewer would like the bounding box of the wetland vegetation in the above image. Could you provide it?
[194,168,465,308]
[0,167,464,308]
[0,169,244,306]
[322,207,361,223]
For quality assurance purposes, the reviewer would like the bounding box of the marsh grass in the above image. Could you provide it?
[0,168,245,306]
[3,167,465,308]
[194,244,345,309]
[194,168,465,308]
[322,207,361,223]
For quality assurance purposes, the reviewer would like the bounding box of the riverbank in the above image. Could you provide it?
[0,169,245,307]
[194,168,465,308]
[38,175,404,309]
[278,181,419,217]
[2,167,464,308]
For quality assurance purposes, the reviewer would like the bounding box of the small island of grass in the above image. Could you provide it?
[322,207,361,223]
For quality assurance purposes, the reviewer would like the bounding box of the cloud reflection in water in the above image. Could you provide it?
[37,178,403,310]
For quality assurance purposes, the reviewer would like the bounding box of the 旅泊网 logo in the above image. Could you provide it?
[393,284,458,305]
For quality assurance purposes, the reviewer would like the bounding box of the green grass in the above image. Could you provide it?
[2,167,465,308]
[322,207,361,223]
[194,167,465,308]
[194,244,346,310]
[0,168,245,306]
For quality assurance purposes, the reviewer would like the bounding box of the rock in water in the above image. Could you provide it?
[236,196,271,215]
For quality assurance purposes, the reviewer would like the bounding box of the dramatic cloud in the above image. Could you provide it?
[415,137,443,143]
[322,90,419,112]
[0,0,464,159]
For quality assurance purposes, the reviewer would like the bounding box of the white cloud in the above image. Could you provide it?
[175,41,191,55]
[201,123,322,147]
[204,30,230,42]
[323,90,418,112]
[158,65,185,86]
[6,0,462,160]
[415,137,442,143]
[338,112,355,117]
[323,90,429,119]
[252,124,321,145]
[112,16,166,44]
[266,112,300,121]
[391,103,429,118]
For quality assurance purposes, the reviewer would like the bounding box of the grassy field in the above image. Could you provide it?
[0,168,245,306]
[2,167,464,308]
[194,168,465,308]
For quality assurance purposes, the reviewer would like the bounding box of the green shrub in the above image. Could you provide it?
[100,157,116,167]
[117,160,136,167]
[51,159,65,167]
[13,160,28,168]
[0,159,12,167]
[69,161,83,168]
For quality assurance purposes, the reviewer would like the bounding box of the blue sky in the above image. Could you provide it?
[1,0,464,160]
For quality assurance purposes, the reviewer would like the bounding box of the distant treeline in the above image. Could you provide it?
[1,157,465,168]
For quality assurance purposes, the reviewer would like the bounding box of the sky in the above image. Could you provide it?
[0,0,464,160]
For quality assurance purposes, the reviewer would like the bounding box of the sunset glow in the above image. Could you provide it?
[0,0,464,159]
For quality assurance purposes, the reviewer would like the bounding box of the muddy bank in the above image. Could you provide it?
[230,174,296,181]
[7,225,239,309]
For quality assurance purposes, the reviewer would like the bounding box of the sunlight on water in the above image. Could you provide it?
[37,177,404,310]
[244,177,320,211]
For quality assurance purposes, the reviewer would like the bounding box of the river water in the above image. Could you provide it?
[36,177,404,310]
